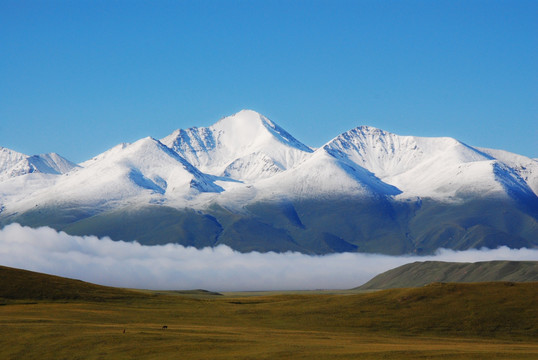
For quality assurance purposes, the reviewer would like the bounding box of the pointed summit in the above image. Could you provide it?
[214,109,266,127]
[0,147,78,181]
[0,147,28,174]
[212,110,312,154]
[324,126,492,178]
[322,126,537,201]
[7,136,224,214]
[161,110,312,180]
[79,136,222,195]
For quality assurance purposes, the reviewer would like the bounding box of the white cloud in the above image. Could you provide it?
[0,223,537,291]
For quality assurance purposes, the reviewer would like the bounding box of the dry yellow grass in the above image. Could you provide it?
[2,301,538,360]
[1,284,537,359]
[1,266,537,359]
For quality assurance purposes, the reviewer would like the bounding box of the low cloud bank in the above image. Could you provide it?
[1,223,537,291]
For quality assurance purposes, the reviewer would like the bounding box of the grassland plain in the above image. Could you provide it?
[1,266,538,359]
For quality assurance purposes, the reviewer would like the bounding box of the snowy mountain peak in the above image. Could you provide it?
[83,136,195,176]
[27,153,79,175]
[320,125,538,201]
[215,109,265,126]
[353,125,387,135]
[324,126,492,178]
[212,109,312,153]
[0,147,27,174]
[12,136,225,212]
[0,147,78,181]
[161,110,312,180]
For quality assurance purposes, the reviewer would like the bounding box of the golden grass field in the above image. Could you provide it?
[0,266,537,359]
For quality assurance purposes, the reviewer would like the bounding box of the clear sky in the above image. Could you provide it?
[1,0,536,163]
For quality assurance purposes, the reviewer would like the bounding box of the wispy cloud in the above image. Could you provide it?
[1,223,536,291]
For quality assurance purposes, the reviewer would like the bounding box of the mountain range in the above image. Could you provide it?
[1,110,537,254]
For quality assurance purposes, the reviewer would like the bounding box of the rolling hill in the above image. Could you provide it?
[0,265,537,359]
[357,260,538,290]
[0,265,147,302]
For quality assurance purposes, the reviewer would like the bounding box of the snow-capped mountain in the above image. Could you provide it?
[1,110,537,255]
[0,147,78,181]
[476,147,538,196]
[4,137,224,215]
[250,145,402,201]
[160,109,313,181]
[0,147,27,174]
[323,126,537,201]
[78,136,222,197]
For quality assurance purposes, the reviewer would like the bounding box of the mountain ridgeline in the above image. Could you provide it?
[1,110,537,255]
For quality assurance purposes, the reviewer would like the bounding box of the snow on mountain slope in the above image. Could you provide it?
[161,110,313,181]
[0,148,78,182]
[325,126,492,178]
[1,112,536,217]
[477,147,538,196]
[323,126,535,201]
[73,137,222,198]
[19,153,78,175]
[223,152,284,180]
[249,146,401,202]
[1,111,537,255]
[2,137,223,215]
[0,147,27,174]
[0,173,62,220]
[33,153,78,173]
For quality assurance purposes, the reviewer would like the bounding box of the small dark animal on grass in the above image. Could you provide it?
[162,325,168,330]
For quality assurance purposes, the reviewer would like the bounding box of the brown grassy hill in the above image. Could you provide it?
[345,281,538,339]
[0,265,147,302]
[1,265,537,358]
[357,260,538,290]
[1,281,537,360]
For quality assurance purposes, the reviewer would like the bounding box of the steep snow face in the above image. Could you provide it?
[20,153,79,176]
[323,126,535,201]
[252,147,401,201]
[161,110,313,180]
[0,148,78,182]
[223,152,284,180]
[70,137,222,199]
[3,137,223,215]
[0,147,27,173]
[325,126,492,178]
[477,147,538,197]
[31,153,78,174]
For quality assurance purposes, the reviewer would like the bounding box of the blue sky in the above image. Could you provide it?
[1,0,536,163]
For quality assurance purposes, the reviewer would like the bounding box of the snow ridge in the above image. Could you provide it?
[0,148,78,182]
[320,125,537,201]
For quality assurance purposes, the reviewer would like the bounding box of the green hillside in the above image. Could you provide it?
[357,260,538,290]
